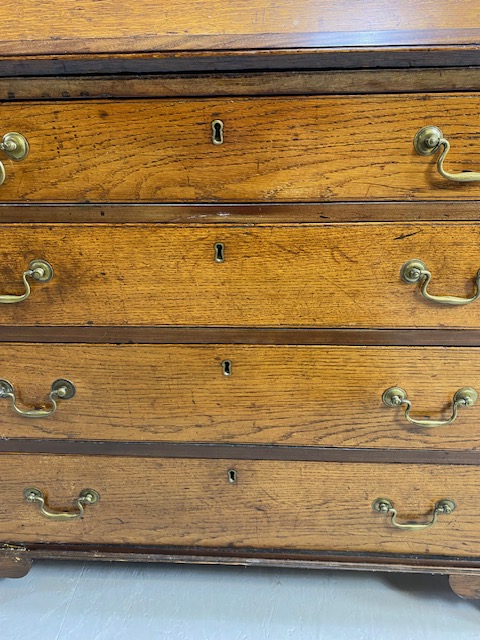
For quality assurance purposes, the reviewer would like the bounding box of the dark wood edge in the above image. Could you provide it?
[3,29,480,56]
[2,328,480,345]
[3,543,480,575]
[1,440,479,465]
[1,68,480,100]
[0,202,478,223]
[1,46,479,75]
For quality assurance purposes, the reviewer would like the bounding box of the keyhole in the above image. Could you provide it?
[228,469,237,484]
[214,242,225,263]
[221,359,232,376]
[211,119,224,145]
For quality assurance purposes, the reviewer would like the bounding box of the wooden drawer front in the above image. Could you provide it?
[1,95,480,203]
[2,223,480,328]
[2,344,480,450]
[0,455,477,557]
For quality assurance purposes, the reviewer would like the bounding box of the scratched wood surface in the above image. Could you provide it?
[2,343,480,450]
[1,223,480,328]
[1,96,480,202]
[1,0,479,55]
[0,454,477,556]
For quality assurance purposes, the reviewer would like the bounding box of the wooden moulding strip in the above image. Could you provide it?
[4,544,480,575]
[0,440,479,465]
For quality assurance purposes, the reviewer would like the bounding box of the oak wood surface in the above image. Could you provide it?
[2,1,480,56]
[2,96,480,202]
[2,344,480,450]
[1,223,480,328]
[0,454,478,556]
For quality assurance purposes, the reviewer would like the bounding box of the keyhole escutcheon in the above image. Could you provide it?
[211,119,224,145]
[214,242,225,263]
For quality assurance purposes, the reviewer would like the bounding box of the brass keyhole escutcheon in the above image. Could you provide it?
[221,359,232,376]
[214,242,225,263]
[211,120,224,145]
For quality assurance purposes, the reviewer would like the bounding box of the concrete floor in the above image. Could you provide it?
[1,562,480,639]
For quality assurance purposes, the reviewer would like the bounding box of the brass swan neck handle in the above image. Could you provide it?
[414,125,480,183]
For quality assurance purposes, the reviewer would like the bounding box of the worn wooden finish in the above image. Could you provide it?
[1,202,480,224]
[0,554,31,578]
[2,223,480,328]
[2,1,480,56]
[3,96,480,202]
[3,69,480,101]
[448,574,480,599]
[2,344,480,450]
[0,454,477,556]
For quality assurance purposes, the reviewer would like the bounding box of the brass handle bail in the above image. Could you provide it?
[24,487,99,520]
[382,386,478,428]
[372,497,455,530]
[414,125,480,183]
[0,259,53,304]
[0,378,75,418]
[401,259,480,306]
[0,132,29,185]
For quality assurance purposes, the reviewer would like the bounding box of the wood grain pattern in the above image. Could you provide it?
[0,454,478,556]
[2,1,480,55]
[2,96,480,202]
[3,69,480,101]
[1,223,480,328]
[3,344,480,450]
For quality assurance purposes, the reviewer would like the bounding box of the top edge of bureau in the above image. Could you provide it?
[0,1,480,75]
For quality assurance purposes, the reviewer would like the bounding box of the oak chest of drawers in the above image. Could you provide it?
[1,0,480,601]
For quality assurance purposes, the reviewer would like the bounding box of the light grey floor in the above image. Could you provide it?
[1,562,480,639]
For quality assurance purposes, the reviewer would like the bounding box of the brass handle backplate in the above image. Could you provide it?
[401,259,480,306]
[24,487,99,521]
[0,378,75,418]
[382,386,478,428]
[0,259,53,304]
[0,132,29,185]
[372,497,455,530]
[414,125,480,183]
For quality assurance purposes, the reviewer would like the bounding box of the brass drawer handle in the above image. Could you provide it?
[0,132,29,186]
[0,378,75,418]
[372,498,455,530]
[0,259,53,304]
[401,259,480,306]
[24,487,99,521]
[382,386,478,428]
[414,125,480,183]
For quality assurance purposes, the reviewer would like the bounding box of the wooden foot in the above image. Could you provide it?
[0,555,32,579]
[449,574,480,599]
